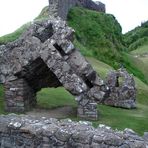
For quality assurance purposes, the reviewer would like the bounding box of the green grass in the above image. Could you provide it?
[37,87,76,109]
[68,7,124,69]
[121,52,148,84]
[130,45,148,83]
[124,21,148,49]
[95,103,148,135]
[128,37,148,51]
[131,43,148,56]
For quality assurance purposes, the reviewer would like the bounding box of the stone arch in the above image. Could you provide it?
[0,17,106,120]
[104,68,136,109]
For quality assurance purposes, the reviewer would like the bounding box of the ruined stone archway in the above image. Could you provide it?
[104,68,136,109]
[0,17,107,120]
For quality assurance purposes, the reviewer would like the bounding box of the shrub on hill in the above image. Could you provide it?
[124,20,148,50]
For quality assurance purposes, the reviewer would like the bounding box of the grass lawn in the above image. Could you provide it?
[37,87,76,109]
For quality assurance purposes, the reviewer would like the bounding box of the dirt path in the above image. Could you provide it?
[26,106,76,119]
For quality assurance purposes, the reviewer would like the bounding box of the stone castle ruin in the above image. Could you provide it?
[0,17,107,120]
[0,1,141,147]
[48,0,106,20]
[104,69,136,109]
[0,0,136,122]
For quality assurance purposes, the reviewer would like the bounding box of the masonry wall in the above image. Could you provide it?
[4,79,36,113]
[0,114,147,148]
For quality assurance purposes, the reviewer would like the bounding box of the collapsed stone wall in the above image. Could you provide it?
[104,68,136,109]
[0,17,107,120]
[48,0,105,20]
[0,114,147,148]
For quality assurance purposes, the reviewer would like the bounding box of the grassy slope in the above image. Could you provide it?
[124,20,148,51]
[37,88,76,109]
[129,42,148,83]
[124,21,148,85]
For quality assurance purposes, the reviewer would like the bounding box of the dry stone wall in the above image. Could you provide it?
[48,0,105,20]
[0,17,107,120]
[104,68,136,109]
[0,114,147,148]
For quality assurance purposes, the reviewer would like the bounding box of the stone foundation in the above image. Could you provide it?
[0,114,147,148]
[4,79,36,112]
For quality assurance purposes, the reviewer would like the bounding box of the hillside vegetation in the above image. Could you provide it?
[124,21,148,83]
[68,7,124,68]
[124,20,148,51]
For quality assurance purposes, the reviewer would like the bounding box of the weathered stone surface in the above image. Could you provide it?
[0,17,106,120]
[0,114,147,148]
[104,68,136,109]
[48,0,106,20]
[143,132,148,144]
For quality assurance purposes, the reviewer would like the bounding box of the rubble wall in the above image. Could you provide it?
[0,114,147,148]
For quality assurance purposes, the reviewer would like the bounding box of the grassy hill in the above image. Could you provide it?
[124,20,148,51]
[67,7,124,69]
[124,20,148,83]
[0,6,148,135]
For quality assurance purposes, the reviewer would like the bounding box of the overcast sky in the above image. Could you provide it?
[0,0,148,37]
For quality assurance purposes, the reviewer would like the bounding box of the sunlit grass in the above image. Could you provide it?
[37,87,76,109]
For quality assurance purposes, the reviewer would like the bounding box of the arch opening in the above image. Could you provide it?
[15,57,62,92]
